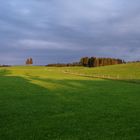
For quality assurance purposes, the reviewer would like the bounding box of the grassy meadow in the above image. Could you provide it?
[0,64,140,139]
[55,63,140,81]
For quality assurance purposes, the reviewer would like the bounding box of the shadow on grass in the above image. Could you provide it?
[30,76,140,91]
[0,69,11,76]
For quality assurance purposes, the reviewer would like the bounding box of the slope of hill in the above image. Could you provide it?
[58,63,140,82]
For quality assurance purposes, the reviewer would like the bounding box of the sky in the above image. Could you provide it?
[0,0,140,65]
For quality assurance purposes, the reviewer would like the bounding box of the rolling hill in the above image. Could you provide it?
[0,63,140,139]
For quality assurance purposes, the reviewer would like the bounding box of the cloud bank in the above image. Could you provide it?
[0,0,140,64]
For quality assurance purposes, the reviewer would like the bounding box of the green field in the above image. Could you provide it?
[0,64,140,140]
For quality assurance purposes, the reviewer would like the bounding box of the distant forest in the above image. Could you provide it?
[80,57,124,67]
[0,65,10,67]
[47,57,125,67]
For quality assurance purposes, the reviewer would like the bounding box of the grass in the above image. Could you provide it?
[0,64,140,139]
[55,63,140,80]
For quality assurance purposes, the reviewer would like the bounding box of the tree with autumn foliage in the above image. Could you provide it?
[29,58,33,65]
[25,58,33,65]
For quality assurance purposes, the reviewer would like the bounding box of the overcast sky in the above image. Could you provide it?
[0,0,140,65]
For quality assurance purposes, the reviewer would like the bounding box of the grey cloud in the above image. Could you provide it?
[0,0,140,64]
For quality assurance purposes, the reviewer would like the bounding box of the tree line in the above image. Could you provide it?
[80,57,124,67]
[0,65,10,67]
[47,57,124,67]
[47,62,81,67]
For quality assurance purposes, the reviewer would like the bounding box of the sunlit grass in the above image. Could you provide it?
[0,64,140,139]
[50,63,140,81]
